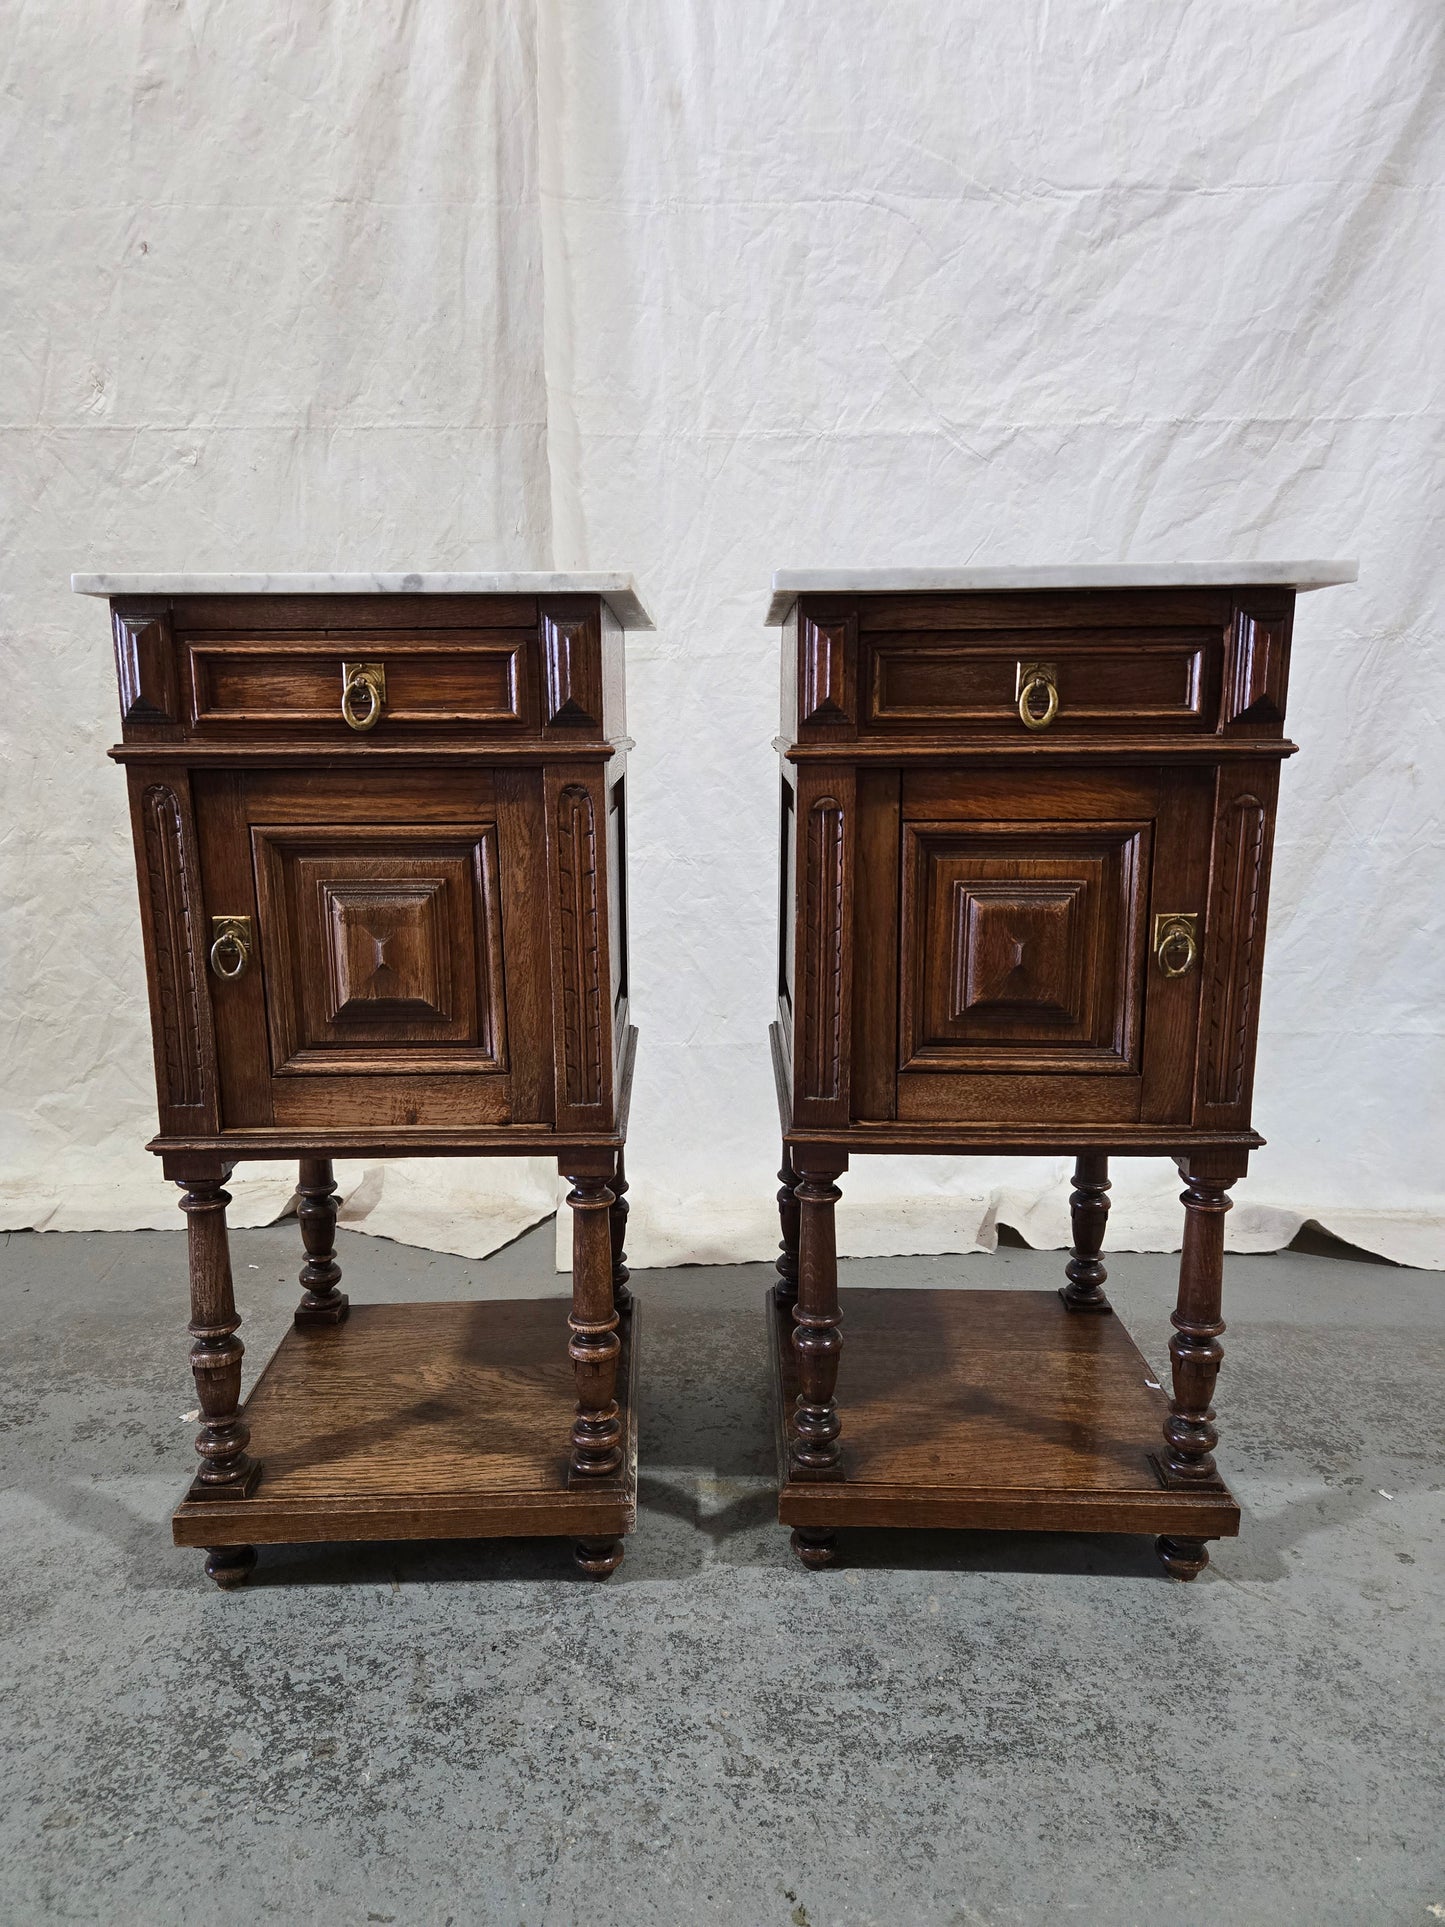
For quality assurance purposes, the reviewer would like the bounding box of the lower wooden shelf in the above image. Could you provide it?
[770,1286,1239,1541]
[174,1298,638,1550]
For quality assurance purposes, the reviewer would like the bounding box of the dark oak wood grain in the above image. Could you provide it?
[769,1287,1238,1538]
[102,588,639,1584]
[295,1157,348,1326]
[174,1298,639,1550]
[1060,1153,1112,1313]
[772,582,1306,1575]
[789,1156,847,1478]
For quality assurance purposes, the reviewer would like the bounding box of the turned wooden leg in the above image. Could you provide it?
[1156,1536,1210,1581]
[573,1537,625,1579]
[294,1157,349,1326]
[204,1545,257,1589]
[564,1163,623,1480]
[1059,1153,1113,1313]
[177,1176,259,1501]
[1154,1156,1241,1576]
[609,1149,632,1315]
[789,1527,840,1569]
[790,1158,845,1479]
[773,1143,800,1307]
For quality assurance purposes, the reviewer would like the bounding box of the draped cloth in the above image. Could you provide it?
[3,2,1441,1268]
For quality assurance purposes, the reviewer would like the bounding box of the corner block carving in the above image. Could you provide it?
[113,605,178,723]
[800,614,852,725]
[542,611,603,729]
[801,796,845,1101]
[1205,793,1267,1106]
[557,784,605,1107]
[140,784,203,1108]
[1226,605,1290,725]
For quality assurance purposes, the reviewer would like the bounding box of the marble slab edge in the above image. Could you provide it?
[764,561,1359,625]
[70,571,656,631]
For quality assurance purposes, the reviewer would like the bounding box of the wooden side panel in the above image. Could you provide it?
[778,600,799,743]
[851,768,901,1121]
[1193,763,1281,1128]
[790,765,856,1127]
[126,768,220,1133]
[606,765,630,1084]
[600,597,628,742]
[545,764,616,1132]
[776,767,797,1065]
[495,768,556,1125]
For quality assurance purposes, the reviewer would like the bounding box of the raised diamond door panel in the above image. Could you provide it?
[862,765,1214,1128]
[189,766,558,1134]
[899,822,1150,1073]
[252,824,508,1074]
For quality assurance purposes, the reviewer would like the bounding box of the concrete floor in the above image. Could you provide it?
[0,1220,1441,1927]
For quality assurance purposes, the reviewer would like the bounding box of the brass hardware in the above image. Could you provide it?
[1153,912,1199,978]
[1016,660,1059,730]
[341,660,386,732]
[209,915,252,981]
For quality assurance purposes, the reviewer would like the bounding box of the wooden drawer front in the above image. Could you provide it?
[187,636,527,732]
[864,633,1215,732]
[900,821,1149,1074]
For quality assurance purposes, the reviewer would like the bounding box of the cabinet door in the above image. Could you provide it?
[857,768,1213,1128]
[192,769,554,1133]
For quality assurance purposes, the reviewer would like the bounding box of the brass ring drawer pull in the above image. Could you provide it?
[209,915,252,980]
[341,660,386,732]
[1153,913,1199,977]
[1016,661,1059,730]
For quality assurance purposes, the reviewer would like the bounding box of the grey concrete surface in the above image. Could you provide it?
[0,1219,1441,1926]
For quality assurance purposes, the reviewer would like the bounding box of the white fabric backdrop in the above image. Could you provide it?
[3,1,1442,1269]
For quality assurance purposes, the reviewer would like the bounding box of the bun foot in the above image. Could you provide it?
[1156,1534,1210,1580]
[204,1545,257,1590]
[573,1537,624,1580]
[790,1527,840,1570]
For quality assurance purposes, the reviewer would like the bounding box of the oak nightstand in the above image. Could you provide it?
[80,570,651,1586]
[767,561,1355,1576]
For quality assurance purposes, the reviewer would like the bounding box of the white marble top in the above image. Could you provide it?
[71,571,656,630]
[765,562,1357,625]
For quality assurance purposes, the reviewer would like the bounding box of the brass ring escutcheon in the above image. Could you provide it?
[209,921,251,980]
[341,664,385,732]
[1017,670,1059,730]
[1155,922,1198,977]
